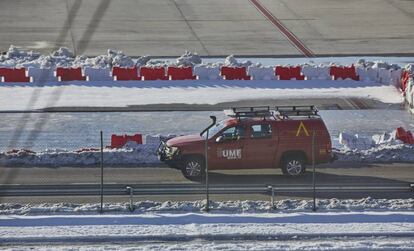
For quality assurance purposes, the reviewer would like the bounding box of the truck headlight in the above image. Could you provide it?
[170,147,180,155]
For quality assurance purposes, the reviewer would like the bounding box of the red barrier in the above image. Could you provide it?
[167,67,196,80]
[221,66,251,80]
[56,67,86,81]
[275,66,290,80]
[140,67,168,80]
[0,68,30,82]
[289,66,305,80]
[343,65,359,80]
[329,66,344,80]
[275,66,304,80]
[330,65,359,80]
[111,134,143,148]
[396,127,414,144]
[112,67,140,81]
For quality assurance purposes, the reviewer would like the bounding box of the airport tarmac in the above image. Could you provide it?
[0,0,413,57]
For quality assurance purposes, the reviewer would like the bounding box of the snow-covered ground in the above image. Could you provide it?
[1,205,413,250]
[1,199,413,250]
[0,80,403,111]
[2,198,413,215]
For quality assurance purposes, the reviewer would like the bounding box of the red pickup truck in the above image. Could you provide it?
[158,106,335,180]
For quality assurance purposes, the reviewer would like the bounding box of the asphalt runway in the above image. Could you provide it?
[1,162,413,203]
[1,0,413,56]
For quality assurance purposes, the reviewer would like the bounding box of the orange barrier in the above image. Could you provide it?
[167,66,196,80]
[0,68,31,82]
[111,134,143,148]
[112,67,140,81]
[140,67,168,80]
[56,67,86,81]
[221,66,251,80]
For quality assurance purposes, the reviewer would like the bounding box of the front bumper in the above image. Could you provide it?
[157,140,181,168]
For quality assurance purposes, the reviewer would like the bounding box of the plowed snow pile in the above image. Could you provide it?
[1,197,413,215]
[336,131,414,162]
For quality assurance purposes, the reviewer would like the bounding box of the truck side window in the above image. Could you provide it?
[250,124,272,138]
[221,126,245,140]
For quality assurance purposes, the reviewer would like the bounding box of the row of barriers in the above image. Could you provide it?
[0,65,366,83]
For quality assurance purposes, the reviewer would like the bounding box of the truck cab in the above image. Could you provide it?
[158,106,335,180]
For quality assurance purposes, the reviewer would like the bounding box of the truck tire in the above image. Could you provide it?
[281,155,306,177]
[181,156,205,181]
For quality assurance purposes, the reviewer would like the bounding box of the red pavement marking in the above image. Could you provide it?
[249,0,315,57]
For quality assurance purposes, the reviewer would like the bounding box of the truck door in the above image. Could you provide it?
[242,122,277,169]
[209,125,246,169]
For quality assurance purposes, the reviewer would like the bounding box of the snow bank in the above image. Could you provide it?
[175,51,202,66]
[356,59,402,86]
[1,197,413,215]
[301,64,331,80]
[0,46,407,88]
[0,135,179,167]
[339,132,374,150]
[248,66,276,80]
[224,55,253,67]
[336,130,414,162]
[336,143,414,162]
[0,142,161,167]
[193,65,221,80]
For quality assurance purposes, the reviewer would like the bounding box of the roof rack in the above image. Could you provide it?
[275,105,319,117]
[224,106,272,119]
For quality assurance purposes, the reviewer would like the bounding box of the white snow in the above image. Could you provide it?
[175,51,202,66]
[8,238,413,251]
[1,198,413,215]
[247,66,277,80]
[301,64,331,80]
[336,130,414,162]
[0,210,413,250]
[1,199,413,249]
[0,80,403,111]
[0,142,159,167]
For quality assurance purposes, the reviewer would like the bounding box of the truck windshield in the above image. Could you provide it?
[202,120,226,139]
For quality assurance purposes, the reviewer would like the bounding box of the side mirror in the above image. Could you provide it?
[215,136,224,143]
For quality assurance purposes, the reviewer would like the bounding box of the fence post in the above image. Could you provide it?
[100,131,104,214]
[126,186,134,212]
[268,185,275,210]
[312,131,317,212]
[204,128,210,212]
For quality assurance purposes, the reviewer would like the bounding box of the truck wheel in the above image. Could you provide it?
[181,156,205,180]
[281,156,306,177]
